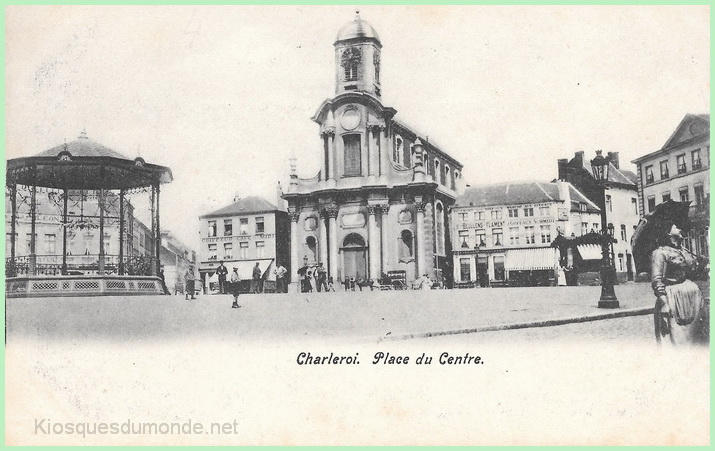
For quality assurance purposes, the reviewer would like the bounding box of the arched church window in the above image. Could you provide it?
[373,52,380,84]
[305,236,318,263]
[435,202,446,255]
[399,230,414,262]
[434,159,440,180]
[343,233,366,248]
[343,135,362,176]
[341,47,361,82]
[393,137,403,165]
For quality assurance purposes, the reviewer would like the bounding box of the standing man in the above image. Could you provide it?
[274,263,287,293]
[216,260,228,294]
[184,270,196,300]
[316,263,328,292]
[252,262,262,294]
[230,267,241,308]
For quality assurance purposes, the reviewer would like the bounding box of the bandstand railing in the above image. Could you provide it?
[5,255,158,277]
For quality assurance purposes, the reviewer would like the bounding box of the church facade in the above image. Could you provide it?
[283,14,463,287]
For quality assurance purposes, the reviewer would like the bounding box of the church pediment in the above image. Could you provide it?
[311,92,396,126]
[662,113,710,150]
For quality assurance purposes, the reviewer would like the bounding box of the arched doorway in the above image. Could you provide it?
[341,233,367,281]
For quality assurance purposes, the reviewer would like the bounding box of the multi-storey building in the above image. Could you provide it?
[557,150,641,281]
[450,181,600,287]
[282,13,464,289]
[160,230,197,294]
[632,113,709,258]
[197,196,290,293]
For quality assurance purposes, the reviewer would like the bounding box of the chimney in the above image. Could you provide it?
[233,192,241,203]
[557,158,569,181]
[607,152,620,169]
[574,151,585,166]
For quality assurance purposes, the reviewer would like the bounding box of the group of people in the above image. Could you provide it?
[300,263,335,293]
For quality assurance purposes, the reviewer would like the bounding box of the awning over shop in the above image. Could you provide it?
[577,244,602,261]
[200,259,275,281]
[504,248,558,271]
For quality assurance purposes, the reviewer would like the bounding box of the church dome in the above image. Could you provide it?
[335,13,380,44]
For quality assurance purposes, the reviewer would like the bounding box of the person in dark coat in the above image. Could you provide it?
[252,262,262,293]
[230,267,241,308]
[216,261,228,294]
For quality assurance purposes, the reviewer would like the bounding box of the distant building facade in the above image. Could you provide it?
[197,196,290,293]
[282,14,464,288]
[632,113,710,258]
[160,230,197,294]
[557,150,640,280]
[450,181,601,287]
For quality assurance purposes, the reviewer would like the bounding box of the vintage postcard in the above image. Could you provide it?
[4,4,710,446]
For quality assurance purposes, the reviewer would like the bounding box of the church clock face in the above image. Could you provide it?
[340,107,361,130]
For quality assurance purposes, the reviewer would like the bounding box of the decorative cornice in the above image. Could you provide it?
[415,202,427,213]
[379,204,390,215]
[289,212,301,222]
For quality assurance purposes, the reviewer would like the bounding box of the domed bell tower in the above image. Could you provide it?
[334,11,382,98]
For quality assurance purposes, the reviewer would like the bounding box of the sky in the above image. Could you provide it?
[5,5,710,248]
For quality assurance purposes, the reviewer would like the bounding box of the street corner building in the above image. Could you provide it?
[450,181,602,288]
[282,14,464,288]
[632,113,710,259]
[197,196,291,294]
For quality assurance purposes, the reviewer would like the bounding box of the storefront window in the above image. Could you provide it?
[493,256,505,281]
[460,258,471,282]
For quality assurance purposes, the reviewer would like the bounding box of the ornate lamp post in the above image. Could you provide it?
[591,151,619,308]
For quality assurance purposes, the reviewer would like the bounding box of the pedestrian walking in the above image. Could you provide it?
[343,276,351,291]
[184,270,196,300]
[216,261,228,294]
[316,263,328,292]
[252,262,262,293]
[158,269,170,295]
[274,263,287,293]
[230,267,241,308]
[557,266,566,286]
[326,276,336,292]
[650,221,707,345]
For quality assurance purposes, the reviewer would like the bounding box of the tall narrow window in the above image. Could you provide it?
[341,47,361,82]
[692,149,702,169]
[679,186,689,202]
[393,137,402,165]
[662,192,671,203]
[645,166,654,184]
[239,242,248,259]
[224,219,232,236]
[223,242,233,259]
[631,198,638,214]
[492,228,503,246]
[509,227,520,245]
[459,258,471,282]
[239,218,248,235]
[255,217,265,234]
[620,225,627,241]
[44,234,56,254]
[343,134,362,176]
[524,226,535,244]
[256,241,265,258]
[458,230,470,248]
[540,225,551,243]
[399,230,414,261]
[208,220,217,237]
[605,195,612,212]
[647,196,656,212]
[435,203,446,255]
[373,52,380,84]
[660,160,669,179]
[676,154,687,174]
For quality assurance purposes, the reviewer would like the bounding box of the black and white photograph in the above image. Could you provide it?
[4,4,710,445]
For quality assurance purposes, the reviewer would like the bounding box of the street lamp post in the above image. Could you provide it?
[590,150,619,308]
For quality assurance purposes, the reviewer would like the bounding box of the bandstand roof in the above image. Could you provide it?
[6,132,173,190]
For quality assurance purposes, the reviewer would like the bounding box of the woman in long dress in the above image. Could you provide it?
[651,221,706,345]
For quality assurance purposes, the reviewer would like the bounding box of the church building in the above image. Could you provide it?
[283,13,464,288]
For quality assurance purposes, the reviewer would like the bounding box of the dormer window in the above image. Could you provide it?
[341,47,361,82]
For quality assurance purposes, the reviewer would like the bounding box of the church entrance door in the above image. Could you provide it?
[341,233,367,282]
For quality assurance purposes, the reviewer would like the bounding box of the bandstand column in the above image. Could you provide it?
[367,205,380,280]
[118,189,125,275]
[379,204,390,273]
[319,209,328,266]
[155,182,161,276]
[29,173,37,276]
[61,188,68,274]
[415,201,427,277]
[98,188,105,275]
[10,183,17,267]
[289,211,300,285]
[327,206,339,282]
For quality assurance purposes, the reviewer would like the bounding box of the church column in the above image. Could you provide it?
[323,127,335,186]
[289,211,300,288]
[319,209,328,266]
[379,203,390,273]
[380,124,389,182]
[367,205,380,280]
[326,206,339,282]
[415,201,427,277]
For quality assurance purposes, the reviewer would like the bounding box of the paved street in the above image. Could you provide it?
[6,282,689,344]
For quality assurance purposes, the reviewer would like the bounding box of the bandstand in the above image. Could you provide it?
[5,132,173,297]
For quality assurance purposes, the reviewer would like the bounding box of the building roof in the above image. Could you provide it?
[35,131,130,159]
[572,154,636,187]
[632,113,710,164]
[455,181,600,213]
[335,13,381,44]
[200,196,283,219]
